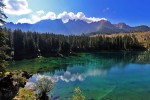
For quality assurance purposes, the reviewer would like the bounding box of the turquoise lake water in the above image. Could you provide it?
[9,51,150,100]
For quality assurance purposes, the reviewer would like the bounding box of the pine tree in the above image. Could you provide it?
[0,0,7,24]
[0,0,8,72]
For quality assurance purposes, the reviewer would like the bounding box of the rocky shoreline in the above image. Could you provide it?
[0,71,32,100]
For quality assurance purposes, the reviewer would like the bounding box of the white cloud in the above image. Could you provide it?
[57,11,71,23]
[4,0,32,16]
[17,14,41,24]
[36,10,45,15]
[41,12,56,20]
[17,11,107,24]
[31,14,41,22]
[76,12,85,20]
[59,11,107,23]
[85,17,107,23]
[57,11,107,23]
[17,18,32,24]
[17,12,57,24]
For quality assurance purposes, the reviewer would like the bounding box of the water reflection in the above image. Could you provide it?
[8,51,150,74]
[25,51,150,85]
[13,51,150,99]
[28,69,107,83]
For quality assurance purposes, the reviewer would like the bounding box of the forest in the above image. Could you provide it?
[1,0,150,100]
[5,29,146,60]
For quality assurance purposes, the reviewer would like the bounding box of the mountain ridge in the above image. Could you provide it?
[5,19,150,35]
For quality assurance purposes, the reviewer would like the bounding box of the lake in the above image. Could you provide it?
[8,51,150,100]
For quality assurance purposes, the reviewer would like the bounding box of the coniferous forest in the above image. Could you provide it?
[5,29,146,60]
[1,0,150,99]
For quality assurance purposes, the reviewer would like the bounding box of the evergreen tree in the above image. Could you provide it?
[5,29,145,60]
[0,0,8,72]
[0,0,7,24]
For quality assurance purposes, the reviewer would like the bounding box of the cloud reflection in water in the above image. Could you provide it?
[25,67,107,89]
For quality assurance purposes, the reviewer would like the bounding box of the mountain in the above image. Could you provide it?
[114,23,131,29]
[5,19,150,35]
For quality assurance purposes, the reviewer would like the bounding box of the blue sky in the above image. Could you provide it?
[4,0,150,26]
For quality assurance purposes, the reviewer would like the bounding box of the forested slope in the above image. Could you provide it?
[5,29,149,60]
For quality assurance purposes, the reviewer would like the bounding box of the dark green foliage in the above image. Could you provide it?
[0,28,8,72]
[0,0,7,25]
[0,0,8,72]
[5,29,145,60]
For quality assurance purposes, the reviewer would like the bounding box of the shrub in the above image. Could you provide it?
[12,70,28,87]
[14,88,35,100]
[34,76,54,100]
[70,87,86,100]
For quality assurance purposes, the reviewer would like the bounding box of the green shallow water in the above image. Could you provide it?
[8,51,150,100]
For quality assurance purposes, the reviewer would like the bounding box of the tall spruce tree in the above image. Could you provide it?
[0,0,8,72]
